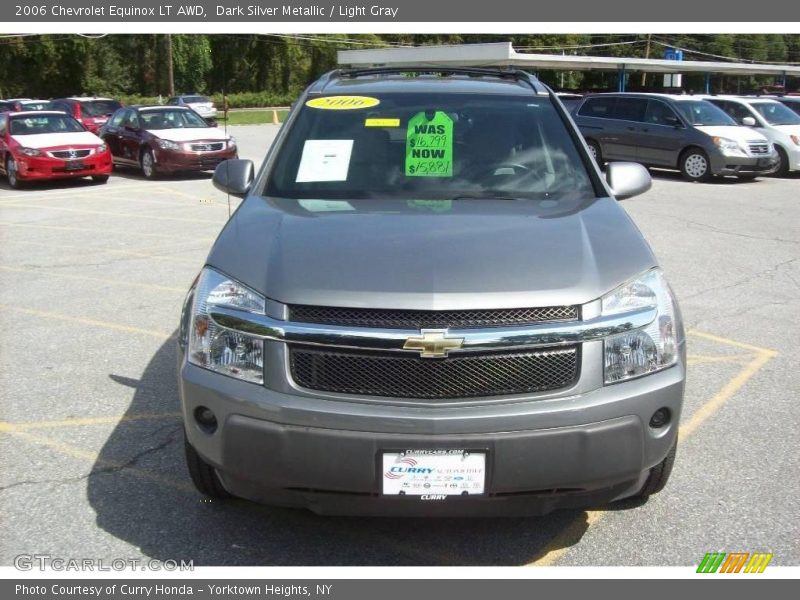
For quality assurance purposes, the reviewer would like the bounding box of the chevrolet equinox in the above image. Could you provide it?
[177,67,686,516]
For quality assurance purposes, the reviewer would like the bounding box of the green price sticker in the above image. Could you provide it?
[405,111,453,177]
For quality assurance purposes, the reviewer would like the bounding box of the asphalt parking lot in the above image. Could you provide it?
[0,124,798,567]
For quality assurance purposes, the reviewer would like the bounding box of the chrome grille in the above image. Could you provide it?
[49,149,91,159]
[190,142,224,152]
[290,346,580,400]
[747,141,770,155]
[288,305,579,329]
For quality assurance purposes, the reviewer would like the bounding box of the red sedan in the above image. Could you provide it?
[0,111,112,189]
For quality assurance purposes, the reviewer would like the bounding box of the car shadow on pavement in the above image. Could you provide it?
[88,335,626,566]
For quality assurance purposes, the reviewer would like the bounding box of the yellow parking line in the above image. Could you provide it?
[158,186,239,209]
[0,220,216,242]
[0,304,173,339]
[679,350,776,438]
[687,329,778,356]
[4,238,202,265]
[686,354,752,366]
[0,265,186,293]
[527,333,778,566]
[0,424,194,493]
[0,413,183,431]
[0,182,159,203]
[0,202,224,224]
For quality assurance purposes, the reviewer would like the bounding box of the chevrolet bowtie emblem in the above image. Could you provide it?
[403,329,464,358]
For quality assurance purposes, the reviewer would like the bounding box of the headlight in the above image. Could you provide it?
[227,137,236,149]
[602,268,678,384]
[157,139,180,151]
[20,147,42,157]
[187,267,265,384]
[96,144,107,154]
[712,136,745,156]
[791,135,800,147]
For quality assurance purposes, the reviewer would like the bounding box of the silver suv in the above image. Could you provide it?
[178,68,686,516]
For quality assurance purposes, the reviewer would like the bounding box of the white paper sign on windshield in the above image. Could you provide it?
[295,139,354,182]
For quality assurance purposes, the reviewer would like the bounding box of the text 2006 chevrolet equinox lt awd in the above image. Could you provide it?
[178,67,686,516]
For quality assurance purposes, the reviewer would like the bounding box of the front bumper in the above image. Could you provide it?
[709,150,779,176]
[15,151,112,181]
[179,340,685,516]
[154,146,236,172]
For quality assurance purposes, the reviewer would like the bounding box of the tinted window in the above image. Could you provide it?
[182,96,209,103]
[643,100,681,126]
[51,101,71,114]
[9,114,85,135]
[107,109,126,128]
[19,101,52,111]
[707,100,752,125]
[674,100,736,126]
[80,100,122,117]
[778,99,800,116]
[122,110,140,128]
[139,109,208,129]
[612,98,646,122]
[265,93,595,202]
[750,102,800,126]
[578,96,615,119]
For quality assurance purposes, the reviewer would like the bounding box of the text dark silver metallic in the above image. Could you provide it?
[207,305,656,354]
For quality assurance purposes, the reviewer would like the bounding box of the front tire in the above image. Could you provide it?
[92,175,109,184]
[680,148,711,182]
[6,156,23,189]
[184,431,232,499]
[772,146,790,178]
[638,438,677,498]
[140,149,158,180]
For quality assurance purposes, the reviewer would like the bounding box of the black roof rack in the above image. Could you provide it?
[326,66,546,94]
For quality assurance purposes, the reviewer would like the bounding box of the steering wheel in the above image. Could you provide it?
[473,162,535,183]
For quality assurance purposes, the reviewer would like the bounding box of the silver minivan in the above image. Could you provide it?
[179,68,685,516]
[574,93,777,181]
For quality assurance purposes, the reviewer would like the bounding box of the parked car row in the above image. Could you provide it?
[0,104,235,189]
[568,93,800,181]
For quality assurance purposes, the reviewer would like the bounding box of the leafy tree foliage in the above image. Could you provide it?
[0,34,798,101]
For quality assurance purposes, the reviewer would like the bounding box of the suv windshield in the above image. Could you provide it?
[80,100,122,117]
[140,109,208,129]
[674,100,735,126]
[9,114,85,135]
[751,102,800,126]
[265,93,595,201]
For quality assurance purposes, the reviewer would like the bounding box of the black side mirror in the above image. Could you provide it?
[213,159,254,197]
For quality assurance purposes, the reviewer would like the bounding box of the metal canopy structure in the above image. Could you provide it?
[338,43,800,92]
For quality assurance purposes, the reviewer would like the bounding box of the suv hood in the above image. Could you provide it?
[207,196,657,310]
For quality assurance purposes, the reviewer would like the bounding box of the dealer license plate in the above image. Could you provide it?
[381,450,486,496]
[64,161,85,171]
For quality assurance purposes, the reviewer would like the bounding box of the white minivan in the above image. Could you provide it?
[703,95,800,176]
